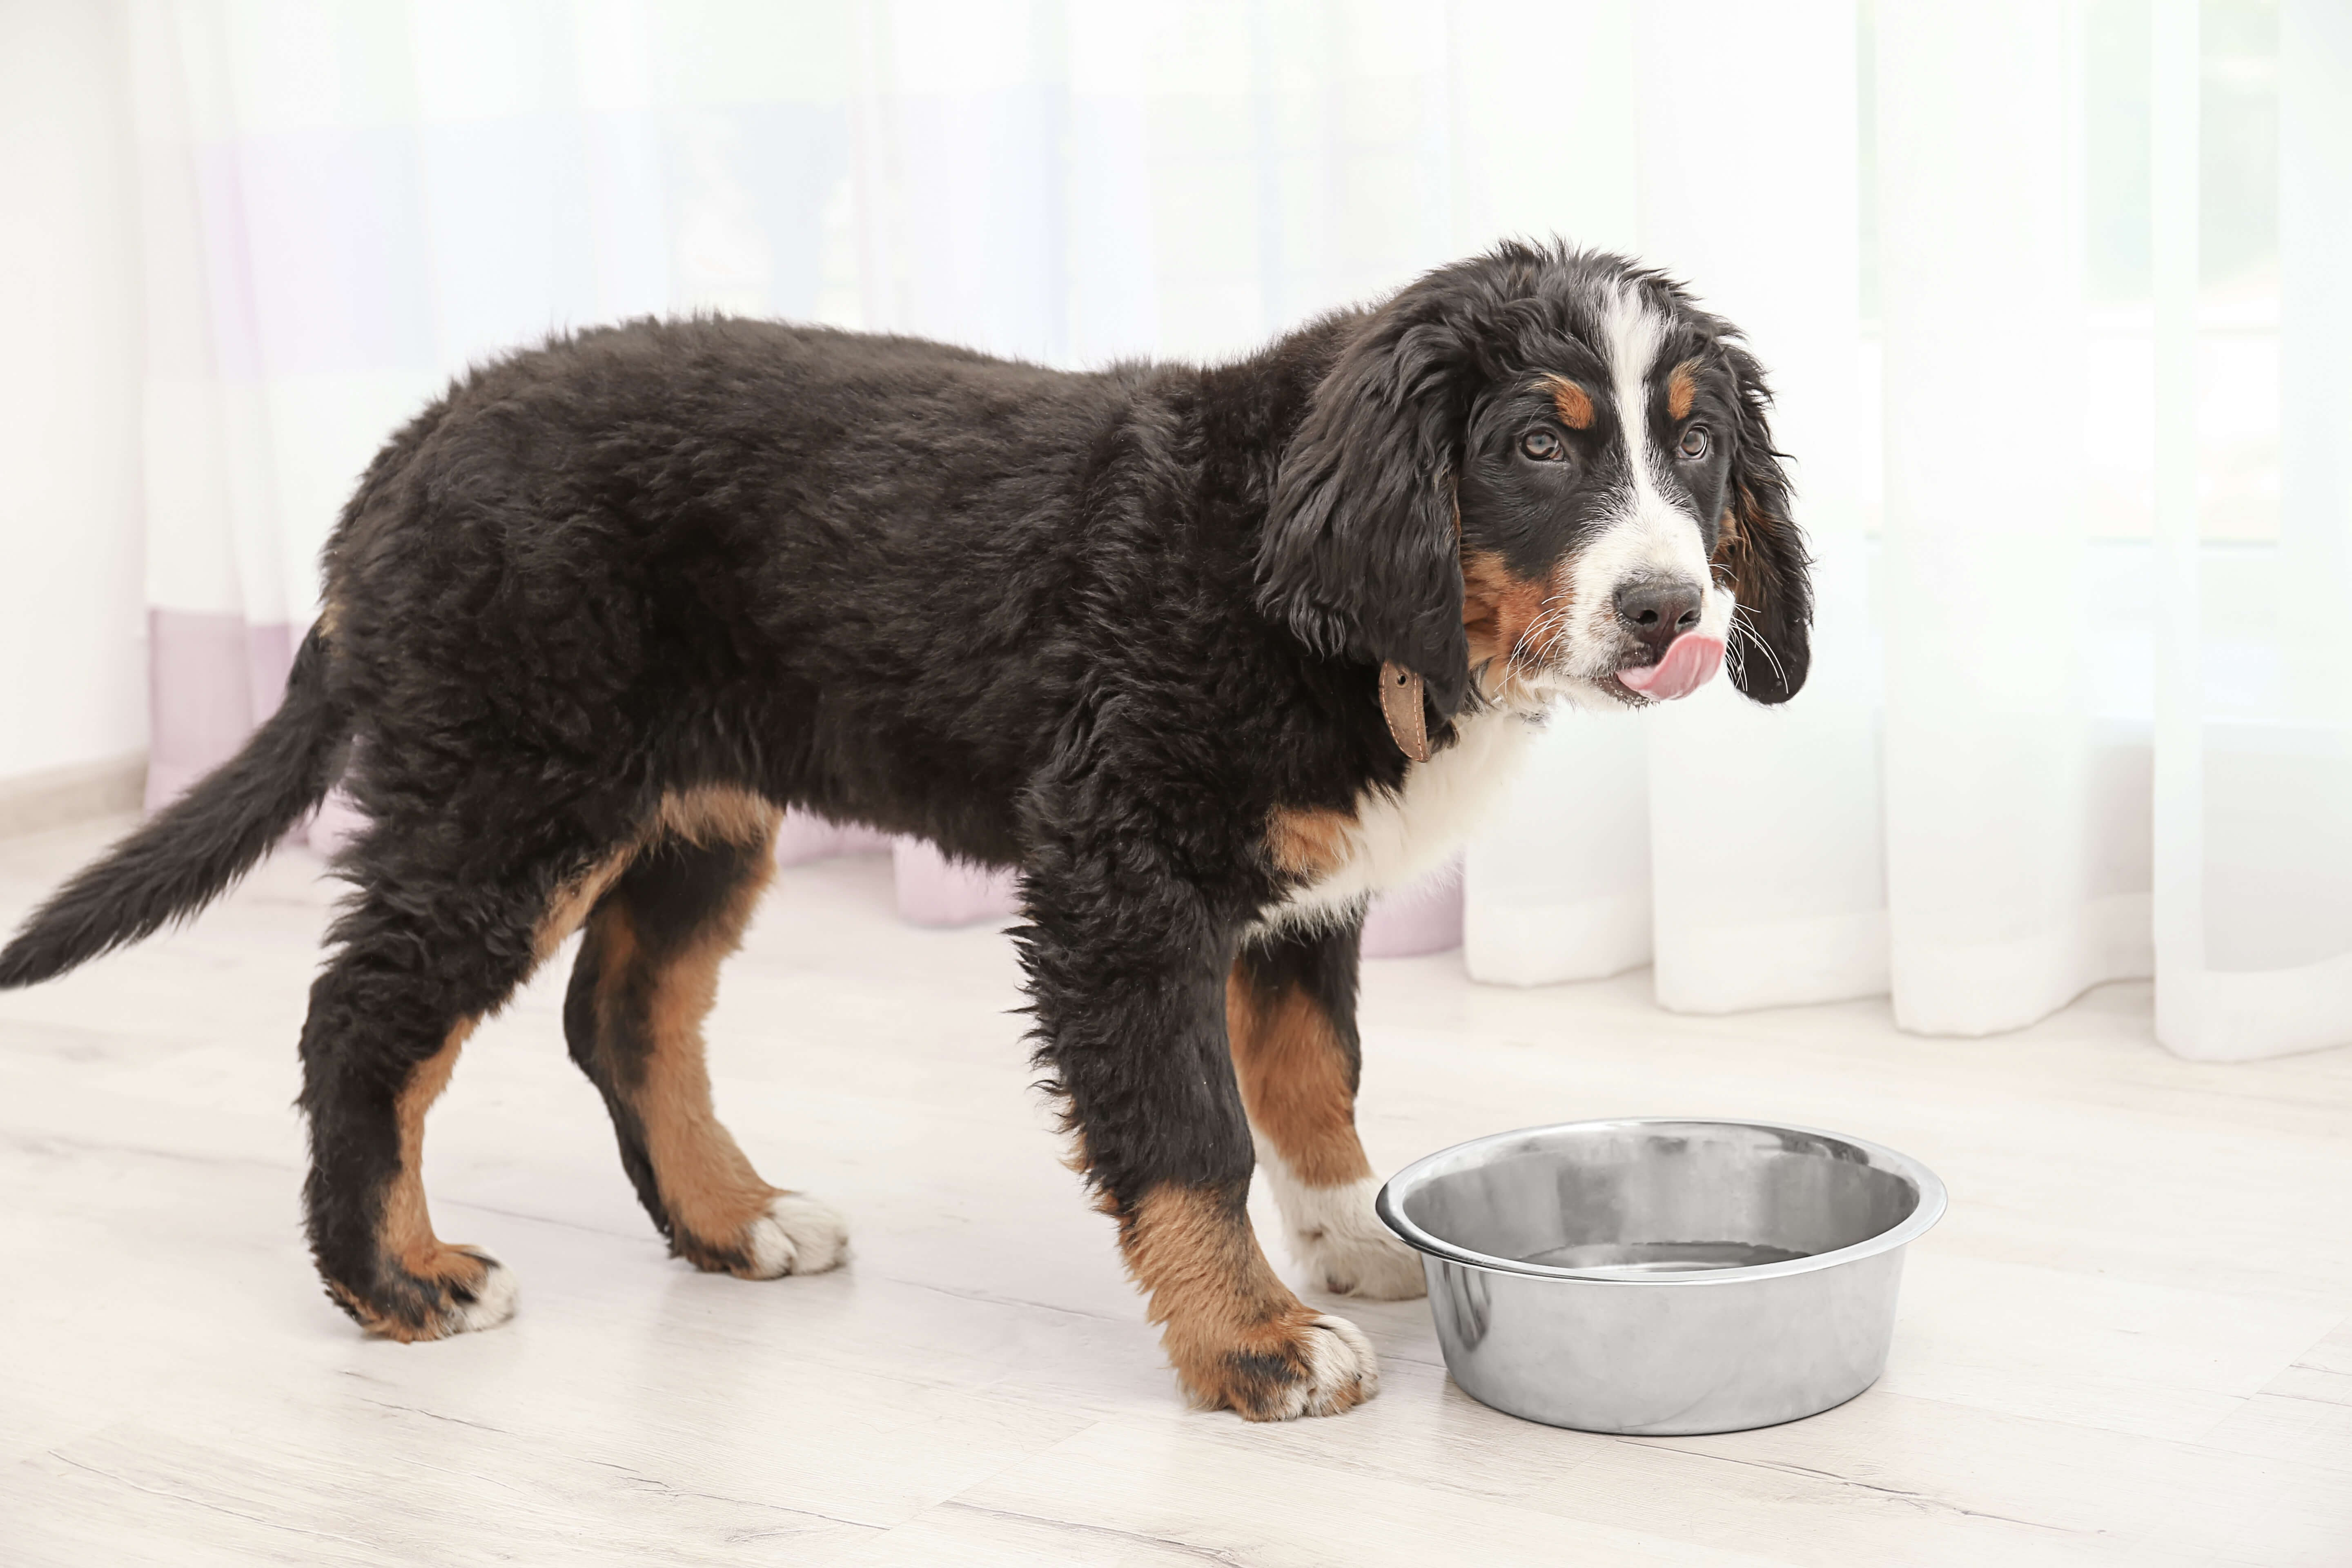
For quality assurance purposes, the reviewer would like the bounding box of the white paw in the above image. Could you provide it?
[1287,1313,1379,1418]
[1263,1165,1428,1301]
[451,1256,519,1332]
[739,1193,851,1279]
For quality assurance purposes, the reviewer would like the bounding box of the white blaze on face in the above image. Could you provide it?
[1548,286,1733,694]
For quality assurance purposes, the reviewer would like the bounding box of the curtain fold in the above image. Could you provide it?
[1635,0,1888,1016]
[1875,0,2156,1036]
[120,0,2349,1058]
[2153,0,2352,1061]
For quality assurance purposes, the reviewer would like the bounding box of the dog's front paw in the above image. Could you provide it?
[1177,1309,1380,1421]
[1272,1174,1428,1301]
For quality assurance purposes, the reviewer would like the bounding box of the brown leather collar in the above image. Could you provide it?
[1378,662,1430,763]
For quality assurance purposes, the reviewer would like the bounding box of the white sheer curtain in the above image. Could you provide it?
[1874,1,2149,1036]
[1470,0,2350,1062]
[1467,2,1886,1016]
[123,0,2349,1057]
[1871,0,2350,1059]
[2148,0,2352,1059]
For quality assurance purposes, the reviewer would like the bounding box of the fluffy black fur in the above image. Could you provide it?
[0,241,1809,1403]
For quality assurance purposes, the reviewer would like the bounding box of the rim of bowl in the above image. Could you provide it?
[1374,1117,1949,1285]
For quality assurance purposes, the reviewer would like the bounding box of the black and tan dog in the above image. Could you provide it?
[0,242,1808,1420]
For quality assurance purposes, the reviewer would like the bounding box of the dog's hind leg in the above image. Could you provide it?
[1227,917,1425,1302]
[300,813,630,1342]
[562,816,848,1279]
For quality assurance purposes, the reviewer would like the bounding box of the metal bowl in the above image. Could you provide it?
[1376,1118,1946,1436]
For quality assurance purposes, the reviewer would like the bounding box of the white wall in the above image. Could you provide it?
[0,0,146,782]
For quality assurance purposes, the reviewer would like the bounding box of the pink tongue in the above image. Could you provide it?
[1617,633,1725,701]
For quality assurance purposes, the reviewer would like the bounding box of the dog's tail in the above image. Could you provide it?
[0,623,348,989]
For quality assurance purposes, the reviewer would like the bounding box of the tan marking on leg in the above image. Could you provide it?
[343,1020,492,1341]
[1667,359,1700,421]
[1542,374,1596,430]
[1266,806,1356,882]
[636,949,780,1263]
[1227,961,1421,1301]
[1226,967,1372,1189]
[612,821,790,1273]
[530,788,780,967]
[654,785,782,849]
[1123,1184,1365,1419]
[534,848,635,966]
[384,1021,476,1277]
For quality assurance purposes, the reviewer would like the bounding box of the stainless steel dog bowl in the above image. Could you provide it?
[1377,1119,1945,1435]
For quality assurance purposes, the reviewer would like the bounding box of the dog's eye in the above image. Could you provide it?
[1520,428,1564,462]
[1678,425,1711,461]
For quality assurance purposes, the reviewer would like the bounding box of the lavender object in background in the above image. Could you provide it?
[889,838,1014,930]
[145,611,295,812]
[1359,863,1468,958]
[774,810,892,868]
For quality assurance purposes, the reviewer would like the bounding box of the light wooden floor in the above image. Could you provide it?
[1,814,2346,1567]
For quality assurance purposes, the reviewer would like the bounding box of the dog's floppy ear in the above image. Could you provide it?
[1256,291,1474,722]
[1715,344,1813,704]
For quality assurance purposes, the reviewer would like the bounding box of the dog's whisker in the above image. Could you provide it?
[1724,606,1786,688]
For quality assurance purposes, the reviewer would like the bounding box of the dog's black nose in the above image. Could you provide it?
[1613,577,1704,655]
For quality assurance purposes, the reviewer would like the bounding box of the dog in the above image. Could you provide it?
[0,241,1809,1421]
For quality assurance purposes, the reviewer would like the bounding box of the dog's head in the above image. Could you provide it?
[1258,242,1811,732]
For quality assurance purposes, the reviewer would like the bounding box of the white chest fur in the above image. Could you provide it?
[1260,705,1539,934]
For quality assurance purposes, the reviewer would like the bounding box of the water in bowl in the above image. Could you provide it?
[1519,1239,1815,1276]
